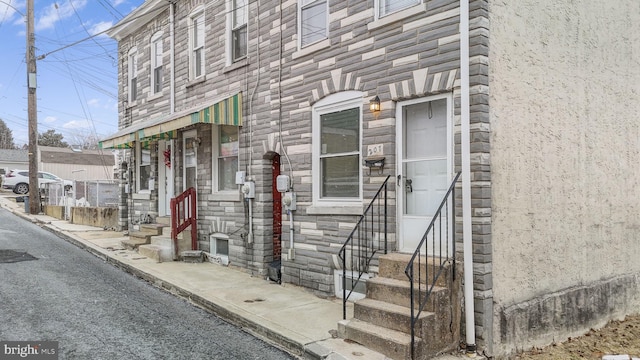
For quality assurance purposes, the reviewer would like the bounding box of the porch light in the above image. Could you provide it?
[369,96,381,112]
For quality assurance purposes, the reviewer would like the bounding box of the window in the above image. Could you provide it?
[299,0,327,48]
[377,0,420,18]
[229,0,247,62]
[183,131,197,191]
[312,92,362,204]
[150,32,163,94]
[213,125,239,192]
[127,47,138,102]
[190,9,205,79]
[334,269,368,300]
[137,143,151,192]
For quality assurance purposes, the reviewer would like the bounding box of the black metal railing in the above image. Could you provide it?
[405,171,461,359]
[338,175,391,319]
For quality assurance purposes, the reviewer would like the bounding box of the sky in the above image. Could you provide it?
[0,0,144,148]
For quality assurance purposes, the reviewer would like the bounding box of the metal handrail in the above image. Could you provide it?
[404,171,461,359]
[338,175,391,319]
[170,187,198,258]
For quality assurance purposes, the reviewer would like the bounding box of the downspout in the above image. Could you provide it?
[245,0,261,245]
[278,0,294,260]
[169,1,175,114]
[460,0,477,354]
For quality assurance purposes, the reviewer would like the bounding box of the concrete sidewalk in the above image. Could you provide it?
[0,193,475,360]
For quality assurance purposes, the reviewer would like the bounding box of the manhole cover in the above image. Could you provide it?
[0,250,38,263]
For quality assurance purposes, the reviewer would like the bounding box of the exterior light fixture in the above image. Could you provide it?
[369,96,381,112]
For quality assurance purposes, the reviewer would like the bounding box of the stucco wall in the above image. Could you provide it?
[489,0,640,355]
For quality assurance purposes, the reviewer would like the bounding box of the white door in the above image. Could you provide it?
[397,96,452,254]
[158,140,174,216]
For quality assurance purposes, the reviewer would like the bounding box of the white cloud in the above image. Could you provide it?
[89,20,113,37]
[112,0,126,7]
[63,119,91,129]
[0,1,24,20]
[44,116,57,123]
[36,0,88,31]
[87,98,100,107]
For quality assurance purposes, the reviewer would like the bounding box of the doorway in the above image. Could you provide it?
[396,95,453,254]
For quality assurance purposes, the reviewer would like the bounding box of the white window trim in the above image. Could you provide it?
[311,91,364,208]
[189,6,205,80]
[127,47,138,103]
[297,0,328,50]
[136,142,151,194]
[209,233,230,265]
[369,1,425,30]
[226,0,248,65]
[334,269,369,301]
[150,31,163,95]
[183,130,197,192]
[375,0,421,19]
[211,125,241,197]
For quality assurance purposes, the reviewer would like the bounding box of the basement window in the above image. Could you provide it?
[334,269,368,301]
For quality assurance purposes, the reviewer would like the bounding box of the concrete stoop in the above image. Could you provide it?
[121,223,169,254]
[338,253,460,360]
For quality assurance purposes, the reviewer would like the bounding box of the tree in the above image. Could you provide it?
[0,118,16,149]
[38,129,69,148]
[67,131,100,150]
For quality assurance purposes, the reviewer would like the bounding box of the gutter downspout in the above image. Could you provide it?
[460,0,477,354]
[169,1,175,114]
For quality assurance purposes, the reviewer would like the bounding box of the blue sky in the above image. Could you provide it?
[0,0,143,147]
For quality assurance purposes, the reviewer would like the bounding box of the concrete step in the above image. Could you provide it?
[155,216,171,226]
[140,223,166,236]
[138,244,173,263]
[150,235,172,248]
[121,238,148,250]
[129,231,153,242]
[181,250,203,263]
[161,226,172,237]
[354,298,434,337]
[366,277,449,311]
[338,318,421,360]
[379,253,454,287]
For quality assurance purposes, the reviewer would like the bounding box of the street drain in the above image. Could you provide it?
[0,250,38,264]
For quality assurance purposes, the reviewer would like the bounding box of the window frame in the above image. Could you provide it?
[127,47,138,103]
[312,91,363,207]
[212,125,239,194]
[227,0,247,64]
[150,32,164,95]
[298,0,328,49]
[136,142,151,193]
[183,130,198,192]
[375,0,421,19]
[189,7,205,80]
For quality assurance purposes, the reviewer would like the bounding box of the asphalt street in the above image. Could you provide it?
[0,206,295,360]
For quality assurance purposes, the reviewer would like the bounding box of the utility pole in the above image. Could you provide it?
[26,0,39,214]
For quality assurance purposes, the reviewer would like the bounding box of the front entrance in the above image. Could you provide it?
[397,95,453,254]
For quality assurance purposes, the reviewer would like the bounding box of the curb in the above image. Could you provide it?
[28,213,308,359]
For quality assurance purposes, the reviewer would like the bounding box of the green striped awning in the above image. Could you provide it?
[99,93,242,149]
[138,93,242,139]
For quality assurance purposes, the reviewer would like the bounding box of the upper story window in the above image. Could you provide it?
[228,0,247,63]
[377,0,420,18]
[190,8,205,79]
[150,32,163,94]
[127,47,138,102]
[312,92,363,205]
[299,0,327,48]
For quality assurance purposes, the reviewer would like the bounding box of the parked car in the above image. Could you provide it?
[2,169,73,194]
